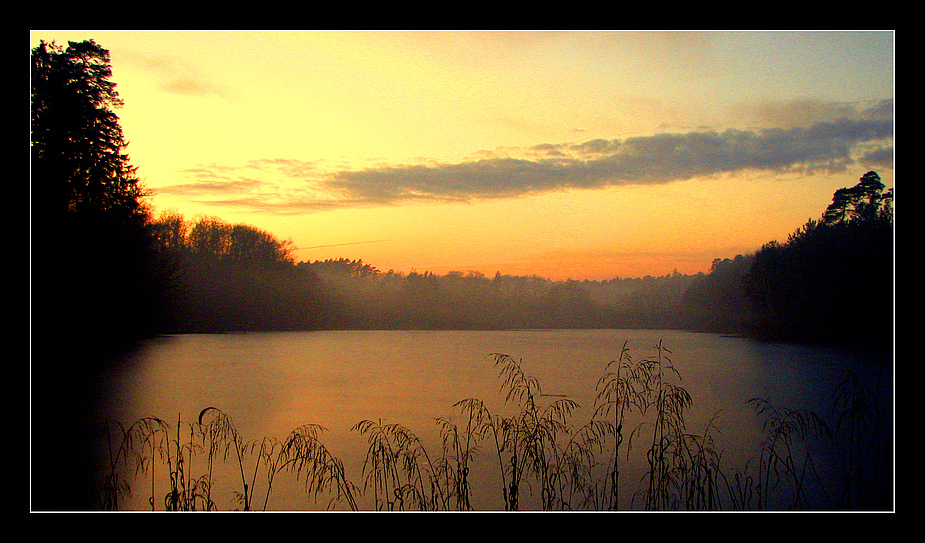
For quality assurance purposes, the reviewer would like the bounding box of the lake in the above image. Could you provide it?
[91,329,892,511]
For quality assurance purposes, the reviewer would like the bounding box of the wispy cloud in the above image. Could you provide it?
[155,99,893,213]
[125,52,233,99]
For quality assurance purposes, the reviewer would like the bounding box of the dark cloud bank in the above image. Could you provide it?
[162,100,893,212]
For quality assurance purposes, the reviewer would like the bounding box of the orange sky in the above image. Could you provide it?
[30,30,894,280]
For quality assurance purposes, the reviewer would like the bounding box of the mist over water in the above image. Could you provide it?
[97,329,891,511]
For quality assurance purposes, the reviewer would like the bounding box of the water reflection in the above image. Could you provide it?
[89,329,891,511]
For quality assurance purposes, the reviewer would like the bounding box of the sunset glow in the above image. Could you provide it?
[30,30,894,280]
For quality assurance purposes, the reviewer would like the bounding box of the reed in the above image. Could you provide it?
[746,397,833,510]
[435,398,494,510]
[486,353,581,510]
[552,417,612,509]
[590,340,652,509]
[198,407,358,511]
[674,413,725,510]
[352,419,445,510]
[99,416,169,510]
[94,341,888,511]
[197,407,257,510]
[162,412,213,510]
[595,340,726,510]
[276,423,359,510]
[832,367,891,509]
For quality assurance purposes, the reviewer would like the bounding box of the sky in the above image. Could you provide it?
[30,30,894,281]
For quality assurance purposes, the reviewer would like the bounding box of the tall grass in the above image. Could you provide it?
[95,341,891,511]
[99,416,170,510]
[352,419,443,510]
[832,365,892,510]
[738,397,832,510]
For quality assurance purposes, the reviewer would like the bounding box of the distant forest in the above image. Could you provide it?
[32,39,894,349]
[146,211,704,333]
[143,166,893,348]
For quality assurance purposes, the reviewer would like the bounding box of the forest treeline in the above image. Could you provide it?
[147,166,893,346]
[147,212,701,333]
[32,39,894,349]
[685,171,893,344]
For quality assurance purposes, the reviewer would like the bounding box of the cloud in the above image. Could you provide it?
[321,100,893,205]
[154,161,360,213]
[157,100,892,213]
[743,98,866,129]
[154,176,267,197]
[858,146,893,169]
[126,52,232,99]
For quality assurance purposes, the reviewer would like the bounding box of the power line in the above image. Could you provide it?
[296,239,391,250]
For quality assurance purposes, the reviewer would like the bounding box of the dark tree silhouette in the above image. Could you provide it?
[681,254,756,333]
[31,39,170,343]
[182,216,295,269]
[148,214,328,333]
[32,40,143,218]
[744,171,893,344]
[822,171,893,226]
[31,40,168,510]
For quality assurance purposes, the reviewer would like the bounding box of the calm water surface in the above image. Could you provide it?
[99,329,892,511]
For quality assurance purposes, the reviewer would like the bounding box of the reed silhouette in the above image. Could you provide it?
[95,342,891,511]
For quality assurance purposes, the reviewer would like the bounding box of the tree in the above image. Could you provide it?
[31,39,162,343]
[183,216,294,268]
[146,213,324,333]
[822,171,893,226]
[32,40,143,219]
[31,39,167,511]
[681,254,756,333]
[743,171,893,344]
